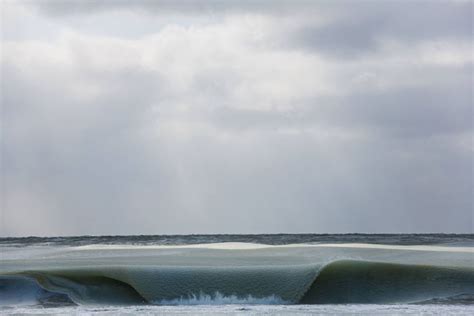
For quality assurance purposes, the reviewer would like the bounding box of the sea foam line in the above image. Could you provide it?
[74,242,474,253]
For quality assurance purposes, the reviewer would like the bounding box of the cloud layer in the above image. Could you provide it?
[1,0,472,236]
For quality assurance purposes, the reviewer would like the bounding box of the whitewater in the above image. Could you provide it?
[1,234,473,315]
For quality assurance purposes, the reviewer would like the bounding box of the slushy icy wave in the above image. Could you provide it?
[2,255,473,306]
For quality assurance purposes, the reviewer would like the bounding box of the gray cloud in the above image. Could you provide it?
[31,1,472,58]
[31,0,322,16]
[288,1,472,58]
[1,0,472,236]
[212,64,472,139]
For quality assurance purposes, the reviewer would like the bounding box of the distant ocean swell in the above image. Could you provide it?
[2,260,474,307]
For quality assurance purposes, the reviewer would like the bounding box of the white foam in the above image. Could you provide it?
[74,242,474,253]
[74,242,272,251]
[154,292,288,306]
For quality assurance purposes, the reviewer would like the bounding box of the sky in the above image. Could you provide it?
[1,0,472,236]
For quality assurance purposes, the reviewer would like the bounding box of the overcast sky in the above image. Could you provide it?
[1,0,472,236]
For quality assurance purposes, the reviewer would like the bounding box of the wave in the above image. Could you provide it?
[1,260,473,306]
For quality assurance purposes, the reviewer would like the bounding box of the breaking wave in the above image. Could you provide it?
[1,260,473,306]
[156,292,288,305]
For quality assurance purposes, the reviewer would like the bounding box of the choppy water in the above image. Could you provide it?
[1,234,473,315]
[2,233,473,247]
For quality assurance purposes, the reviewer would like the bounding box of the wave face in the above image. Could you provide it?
[1,241,474,307]
[2,260,474,306]
[301,260,474,304]
[2,264,319,306]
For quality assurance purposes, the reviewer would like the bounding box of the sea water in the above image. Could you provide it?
[1,234,473,315]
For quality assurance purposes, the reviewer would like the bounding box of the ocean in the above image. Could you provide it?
[1,234,473,315]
